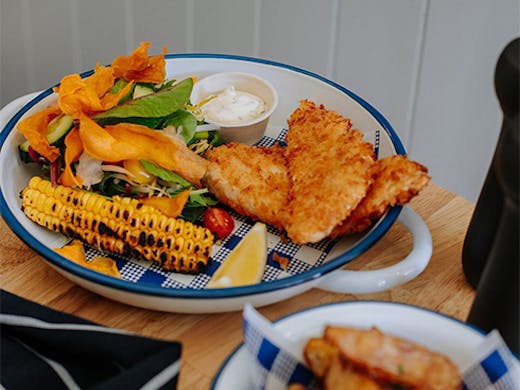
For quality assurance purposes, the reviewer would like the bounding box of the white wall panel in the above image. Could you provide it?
[192,0,256,55]
[333,0,426,147]
[132,0,189,54]
[259,0,335,76]
[0,1,28,103]
[77,0,128,69]
[25,0,75,88]
[411,0,520,200]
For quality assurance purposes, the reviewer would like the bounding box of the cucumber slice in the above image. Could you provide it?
[19,114,74,153]
[132,84,155,99]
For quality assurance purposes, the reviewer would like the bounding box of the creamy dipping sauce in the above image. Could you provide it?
[201,86,266,124]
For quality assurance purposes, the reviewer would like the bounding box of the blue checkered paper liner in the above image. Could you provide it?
[81,127,381,290]
[242,305,520,390]
[242,304,316,390]
[462,330,520,390]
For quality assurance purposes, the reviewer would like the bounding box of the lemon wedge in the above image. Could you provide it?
[207,222,268,288]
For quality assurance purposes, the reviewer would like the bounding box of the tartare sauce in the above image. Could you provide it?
[201,86,266,124]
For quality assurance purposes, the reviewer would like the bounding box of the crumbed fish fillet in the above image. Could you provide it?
[202,142,289,230]
[330,155,430,237]
[324,326,461,390]
[284,100,375,243]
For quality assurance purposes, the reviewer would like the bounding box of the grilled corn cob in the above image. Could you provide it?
[20,176,214,273]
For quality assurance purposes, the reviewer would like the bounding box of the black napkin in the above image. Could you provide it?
[0,290,182,389]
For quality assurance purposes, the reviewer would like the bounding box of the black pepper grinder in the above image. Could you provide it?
[465,37,519,354]
[461,135,504,289]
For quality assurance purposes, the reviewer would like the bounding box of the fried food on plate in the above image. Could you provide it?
[304,337,339,378]
[303,326,461,390]
[304,336,384,389]
[203,142,289,230]
[203,100,430,244]
[331,155,431,237]
[323,356,384,390]
[284,100,375,243]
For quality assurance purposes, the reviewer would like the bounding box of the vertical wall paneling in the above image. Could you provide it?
[20,0,36,91]
[259,0,334,76]
[411,0,520,200]
[77,0,127,69]
[132,0,189,54]
[253,0,262,57]
[404,0,429,153]
[192,0,256,55]
[185,0,194,51]
[333,0,425,147]
[327,0,340,78]
[1,1,28,104]
[26,0,76,89]
[68,0,82,73]
[124,0,135,53]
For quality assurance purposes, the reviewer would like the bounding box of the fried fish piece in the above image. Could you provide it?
[331,155,430,237]
[285,100,375,243]
[324,326,461,390]
[304,337,339,378]
[304,336,393,390]
[324,355,386,390]
[202,142,289,230]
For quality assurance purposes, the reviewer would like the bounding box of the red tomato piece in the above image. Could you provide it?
[203,208,235,238]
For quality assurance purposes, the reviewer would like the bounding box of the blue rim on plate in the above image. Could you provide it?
[0,53,405,299]
[209,300,487,389]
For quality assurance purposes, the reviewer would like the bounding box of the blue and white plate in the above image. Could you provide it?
[212,301,520,390]
[0,55,432,313]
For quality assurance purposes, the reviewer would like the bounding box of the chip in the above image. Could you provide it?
[54,240,121,278]
[87,256,121,278]
[57,63,132,119]
[141,190,191,218]
[54,239,86,263]
[111,41,167,84]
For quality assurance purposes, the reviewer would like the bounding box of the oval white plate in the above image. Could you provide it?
[211,301,486,389]
[0,55,430,313]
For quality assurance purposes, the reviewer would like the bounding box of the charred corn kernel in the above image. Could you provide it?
[21,176,214,273]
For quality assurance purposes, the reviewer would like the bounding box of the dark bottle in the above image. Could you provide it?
[461,142,504,289]
[466,37,519,354]
[461,36,520,289]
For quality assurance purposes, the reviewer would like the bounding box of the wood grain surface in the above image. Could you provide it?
[0,182,476,389]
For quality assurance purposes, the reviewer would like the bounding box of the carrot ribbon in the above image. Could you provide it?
[17,107,62,162]
[78,115,208,187]
[112,41,167,84]
[59,128,84,187]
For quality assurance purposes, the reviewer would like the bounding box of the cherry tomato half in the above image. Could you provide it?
[203,208,235,238]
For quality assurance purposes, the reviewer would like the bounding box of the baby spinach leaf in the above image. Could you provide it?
[162,109,198,143]
[94,78,193,123]
[155,79,176,92]
[94,116,165,128]
[181,206,205,223]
